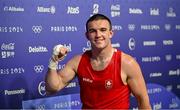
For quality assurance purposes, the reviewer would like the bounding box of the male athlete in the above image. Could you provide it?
[45,14,151,109]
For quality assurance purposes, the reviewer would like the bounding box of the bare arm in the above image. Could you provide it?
[45,55,80,94]
[45,45,81,94]
[122,53,151,109]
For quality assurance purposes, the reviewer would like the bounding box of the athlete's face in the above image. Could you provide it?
[86,19,113,50]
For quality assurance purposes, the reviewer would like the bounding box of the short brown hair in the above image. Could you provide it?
[86,14,112,32]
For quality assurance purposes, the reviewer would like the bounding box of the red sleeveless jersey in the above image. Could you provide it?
[77,50,130,109]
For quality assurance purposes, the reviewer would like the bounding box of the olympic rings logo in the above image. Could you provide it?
[37,104,45,110]
[32,26,42,33]
[34,65,44,73]
[128,24,135,31]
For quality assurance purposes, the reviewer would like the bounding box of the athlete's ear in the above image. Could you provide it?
[85,32,90,40]
[109,30,114,39]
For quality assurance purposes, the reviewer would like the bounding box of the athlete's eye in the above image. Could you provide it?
[100,28,107,32]
[88,29,96,33]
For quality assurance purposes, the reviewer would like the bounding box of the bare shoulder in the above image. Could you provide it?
[66,54,82,72]
[67,54,82,65]
[121,52,141,77]
[121,52,136,66]
[70,54,82,62]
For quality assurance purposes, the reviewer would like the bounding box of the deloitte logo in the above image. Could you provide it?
[128,38,136,50]
[38,81,46,96]
[129,8,143,14]
[28,46,48,53]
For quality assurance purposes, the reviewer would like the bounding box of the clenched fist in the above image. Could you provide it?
[52,44,68,62]
[48,44,68,70]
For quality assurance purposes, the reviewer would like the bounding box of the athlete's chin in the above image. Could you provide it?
[93,45,106,50]
[92,42,106,49]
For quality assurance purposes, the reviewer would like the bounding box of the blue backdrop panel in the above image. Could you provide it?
[0,0,180,109]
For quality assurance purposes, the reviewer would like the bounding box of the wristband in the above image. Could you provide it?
[48,57,58,70]
[48,44,64,70]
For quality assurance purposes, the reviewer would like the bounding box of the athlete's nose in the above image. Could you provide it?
[96,30,102,38]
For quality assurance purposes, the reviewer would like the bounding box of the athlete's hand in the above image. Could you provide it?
[48,44,68,70]
[52,44,68,62]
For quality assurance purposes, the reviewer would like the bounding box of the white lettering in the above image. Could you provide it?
[177,85,180,89]
[0,27,8,32]
[141,25,160,30]
[111,5,120,17]
[0,26,23,33]
[37,6,55,14]
[163,40,173,45]
[148,88,162,94]
[112,25,122,31]
[4,6,24,12]
[29,46,48,53]
[1,43,15,50]
[153,102,162,110]
[143,41,156,46]
[176,55,180,60]
[150,72,162,77]
[129,8,143,14]
[176,25,180,30]
[9,27,23,32]
[5,89,25,95]
[65,82,76,88]
[169,69,180,76]
[67,6,79,14]
[142,56,161,62]
[83,78,93,83]
[51,26,77,32]
[112,43,120,48]
[38,7,50,12]
[150,8,159,16]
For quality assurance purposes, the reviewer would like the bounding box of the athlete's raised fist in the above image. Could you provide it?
[48,44,68,70]
[52,44,68,62]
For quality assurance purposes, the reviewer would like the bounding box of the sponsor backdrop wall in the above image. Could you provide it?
[0,0,180,109]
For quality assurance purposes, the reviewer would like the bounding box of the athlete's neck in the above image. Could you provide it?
[91,46,114,62]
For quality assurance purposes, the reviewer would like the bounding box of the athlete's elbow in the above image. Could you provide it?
[137,95,151,109]
[45,83,60,95]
